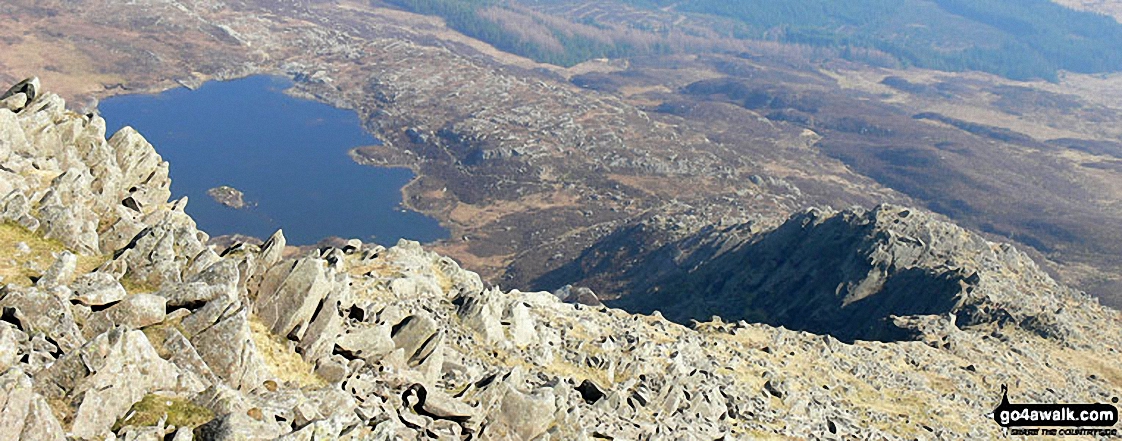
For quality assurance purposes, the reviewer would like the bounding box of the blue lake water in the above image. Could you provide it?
[99,75,448,246]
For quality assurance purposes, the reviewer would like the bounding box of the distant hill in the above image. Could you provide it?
[385,0,1122,80]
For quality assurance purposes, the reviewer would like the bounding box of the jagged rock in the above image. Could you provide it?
[0,78,36,114]
[0,191,30,224]
[0,286,85,352]
[552,285,602,306]
[1,77,39,103]
[389,276,442,299]
[435,256,484,298]
[477,381,556,441]
[35,250,76,288]
[34,328,185,439]
[170,427,194,441]
[0,323,19,372]
[342,238,362,254]
[0,368,65,441]
[505,301,538,348]
[192,383,252,417]
[456,287,504,343]
[152,326,221,389]
[334,323,393,363]
[181,297,269,390]
[1,201,40,233]
[255,257,334,339]
[0,93,27,113]
[38,202,99,255]
[117,423,168,441]
[99,214,147,254]
[259,230,287,269]
[123,208,207,281]
[406,383,477,422]
[322,247,347,270]
[0,117,26,169]
[297,387,360,428]
[297,282,348,363]
[71,272,128,306]
[391,314,439,364]
[194,411,287,441]
[314,355,350,383]
[108,127,170,201]
[158,259,239,308]
[83,293,167,338]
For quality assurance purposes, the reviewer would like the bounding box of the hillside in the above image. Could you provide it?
[0,77,1120,439]
[385,0,1122,80]
[5,0,1122,317]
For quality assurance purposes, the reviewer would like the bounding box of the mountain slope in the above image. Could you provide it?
[599,205,1100,344]
[1,78,1119,439]
[8,0,1122,312]
[386,0,1122,80]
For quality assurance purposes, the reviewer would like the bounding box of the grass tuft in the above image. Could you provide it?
[112,394,214,432]
[248,316,327,388]
[0,221,104,287]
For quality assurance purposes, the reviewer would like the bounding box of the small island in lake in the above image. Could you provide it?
[206,185,250,209]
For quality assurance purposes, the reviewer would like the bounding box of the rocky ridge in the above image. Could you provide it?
[553,203,1118,345]
[0,78,1119,440]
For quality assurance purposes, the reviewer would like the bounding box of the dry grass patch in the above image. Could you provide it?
[0,221,104,287]
[113,394,214,432]
[248,316,326,389]
[447,191,580,228]
[120,275,161,294]
[430,241,513,281]
[347,258,400,280]
[0,22,125,98]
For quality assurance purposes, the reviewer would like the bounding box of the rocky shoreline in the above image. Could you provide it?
[0,78,1119,440]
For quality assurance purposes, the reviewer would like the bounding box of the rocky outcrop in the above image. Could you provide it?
[207,185,249,209]
[35,328,194,439]
[0,78,1119,440]
[553,204,1097,344]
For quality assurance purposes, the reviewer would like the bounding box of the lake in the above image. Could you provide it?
[98,75,448,246]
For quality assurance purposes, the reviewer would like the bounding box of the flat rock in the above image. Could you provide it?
[71,272,127,306]
[83,293,167,338]
[334,323,393,362]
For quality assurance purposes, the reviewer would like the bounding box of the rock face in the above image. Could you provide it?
[0,78,1119,440]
